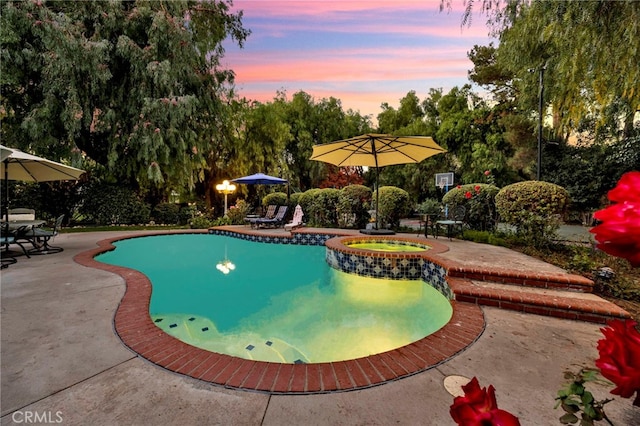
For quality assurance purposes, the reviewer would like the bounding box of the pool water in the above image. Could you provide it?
[97,234,453,363]
[346,242,428,252]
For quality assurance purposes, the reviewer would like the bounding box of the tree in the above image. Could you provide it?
[445,0,640,135]
[1,0,249,192]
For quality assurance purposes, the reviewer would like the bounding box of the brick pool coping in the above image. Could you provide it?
[73,229,485,394]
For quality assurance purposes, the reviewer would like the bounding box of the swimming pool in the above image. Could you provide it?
[96,234,452,363]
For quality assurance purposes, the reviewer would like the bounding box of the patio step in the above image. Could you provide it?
[449,278,631,324]
[447,267,595,293]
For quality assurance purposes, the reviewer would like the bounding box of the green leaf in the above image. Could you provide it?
[559,412,579,424]
[561,402,580,414]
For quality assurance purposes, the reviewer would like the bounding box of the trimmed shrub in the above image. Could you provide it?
[152,203,180,224]
[226,199,251,225]
[79,182,150,225]
[310,188,341,227]
[442,184,500,231]
[373,186,412,229]
[337,184,372,228]
[298,188,322,223]
[495,181,570,246]
[262,192,288,209]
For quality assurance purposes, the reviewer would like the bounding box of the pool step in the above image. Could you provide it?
[449,278,631,324]
[447,267,594,293]
[244,337,310,364]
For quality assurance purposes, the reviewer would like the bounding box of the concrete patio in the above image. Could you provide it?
[1,230,639,425]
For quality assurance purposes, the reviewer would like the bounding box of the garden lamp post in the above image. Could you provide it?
[216,180,236,216]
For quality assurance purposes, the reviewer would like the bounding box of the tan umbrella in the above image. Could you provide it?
[310,134,446,231]
[1,145,85,219]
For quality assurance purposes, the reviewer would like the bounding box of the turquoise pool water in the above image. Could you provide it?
[97,234,453,363]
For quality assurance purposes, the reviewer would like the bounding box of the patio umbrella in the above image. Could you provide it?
[231,173,288,185]
[310,133,446,231]
[1,145,86,219]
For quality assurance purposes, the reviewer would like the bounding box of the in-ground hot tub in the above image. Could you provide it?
[325,235,453,299]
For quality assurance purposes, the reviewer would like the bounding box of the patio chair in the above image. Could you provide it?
[2,223,31,259]
[7,208,36,221]
[435,205,466,240]
[284,205,305,232]
[256,205,288,228]
[245,205,277,228]
[25,214,65,255]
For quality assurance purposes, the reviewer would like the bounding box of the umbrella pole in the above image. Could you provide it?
[375,167,380,229]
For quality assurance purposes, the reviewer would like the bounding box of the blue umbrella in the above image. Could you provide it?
[231,173,287,185]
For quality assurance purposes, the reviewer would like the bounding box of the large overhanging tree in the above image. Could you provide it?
[443,0,640,135]
[1,0,249,189]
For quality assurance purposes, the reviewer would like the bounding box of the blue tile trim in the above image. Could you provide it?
[209,229,453,299]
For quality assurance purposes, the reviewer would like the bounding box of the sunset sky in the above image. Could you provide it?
[222,0,497,119]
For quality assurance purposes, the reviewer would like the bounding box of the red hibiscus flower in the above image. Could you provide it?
[465,191,473,199]
[595,319,640,405]
[450,377,521,426]
[590,171,640,267]
[474,185,481,193]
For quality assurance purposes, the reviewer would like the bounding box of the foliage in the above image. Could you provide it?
[416,198,443,216]
[7,181,80,224]
[226,199,251,225]
[337,184,372,229]
[189,214,214,229]
[443,183,500,231]
[152,203,180,224]
[1,0,249,189]
[555,368,613,425]
[308,188,341,227]
[462,230,508,247]
[495,181,569,247]
[374,186,412,229]
[78,181,150,225]
[297,188,322,220]
[262,192,288,209]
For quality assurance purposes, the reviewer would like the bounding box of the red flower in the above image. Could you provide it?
[590,171,640,267]
[484,170,491,176]
[608,171,640,203]
[457,185,462,189]
[450,377,521,426]
[474,185,481,193]
[595,319,640,405]
[465,191,473,199]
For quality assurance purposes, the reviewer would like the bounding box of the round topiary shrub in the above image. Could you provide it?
[442,183,500,231]
[373,186,412,229]
[495,181,570,246]
[337,184,372,228]
[262,192,288,208]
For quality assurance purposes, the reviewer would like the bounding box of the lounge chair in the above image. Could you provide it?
[255,205,288,228]
[284,205,305,231]
[24,214,65,255]
[246,205,277,228]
